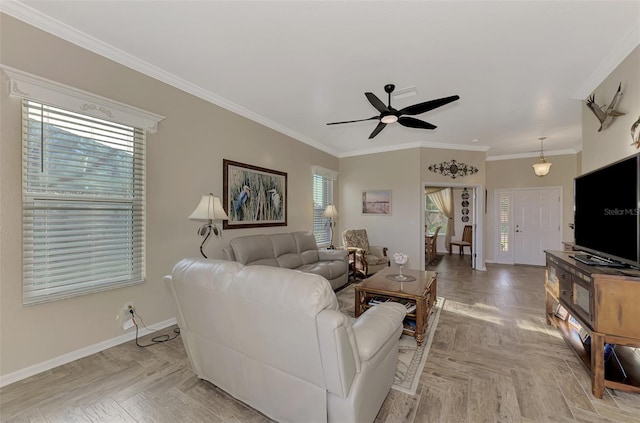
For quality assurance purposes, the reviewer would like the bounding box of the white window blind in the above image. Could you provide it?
[22,100,145,305]
[312,171,335,245]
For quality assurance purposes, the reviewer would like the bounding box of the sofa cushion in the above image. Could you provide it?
[270,233,303,269]
[297,262,331,280]
[230,235,278,266]
[293,231,320,264]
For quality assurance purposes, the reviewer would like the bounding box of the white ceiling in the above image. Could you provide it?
[3,1,640,159]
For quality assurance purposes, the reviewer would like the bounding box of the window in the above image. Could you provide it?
[494,189,514,264]
[425,196,448,234]
[22,100,146,305]
[312,166,337,245]
[499,194,511,253]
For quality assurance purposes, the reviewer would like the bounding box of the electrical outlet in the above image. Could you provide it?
[123,301,135,320]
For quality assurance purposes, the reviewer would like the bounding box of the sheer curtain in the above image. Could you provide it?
[426,187,455,252]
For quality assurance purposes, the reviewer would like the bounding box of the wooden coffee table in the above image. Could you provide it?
[354,267,437,346]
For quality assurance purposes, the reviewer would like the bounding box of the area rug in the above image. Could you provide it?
[426,253,444,267]
[335,284,444,395]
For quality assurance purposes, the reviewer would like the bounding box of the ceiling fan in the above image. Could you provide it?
[326,84,460,139]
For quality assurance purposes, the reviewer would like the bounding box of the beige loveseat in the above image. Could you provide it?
[222,231,349,290]
[164,258,406,423]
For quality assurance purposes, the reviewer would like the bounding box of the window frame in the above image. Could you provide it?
[4,66,164,305]
[312,166,338,247]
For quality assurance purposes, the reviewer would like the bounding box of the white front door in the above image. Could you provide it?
[513,188,562,265]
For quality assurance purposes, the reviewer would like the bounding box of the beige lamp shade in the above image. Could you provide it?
[323,204,338,219]
[189,193,229,222]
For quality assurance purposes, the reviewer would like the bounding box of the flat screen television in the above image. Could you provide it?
[573,153,640,269]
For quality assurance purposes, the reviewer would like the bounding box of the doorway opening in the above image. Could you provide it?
[423,182,485,271]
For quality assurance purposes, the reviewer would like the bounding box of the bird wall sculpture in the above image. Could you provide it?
[631,114,640,149]
[586,82,626,132]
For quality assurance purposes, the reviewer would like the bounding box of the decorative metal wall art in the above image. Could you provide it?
[428,159,478,179]
[461,188,470,222]
[586,82,625,132]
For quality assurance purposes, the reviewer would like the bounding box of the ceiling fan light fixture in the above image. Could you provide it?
[326,83,459,139]
[381,114,398,124]
[532,137,552,177]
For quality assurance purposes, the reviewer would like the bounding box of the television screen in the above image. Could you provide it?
[574,154,640,267]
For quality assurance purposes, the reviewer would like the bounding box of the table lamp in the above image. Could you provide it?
[323,204,338,249]
[189,193,229,258]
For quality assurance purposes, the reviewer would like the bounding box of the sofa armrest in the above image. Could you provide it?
[369,246,388,257]
[318,248,348,261]
[352,302,406,361]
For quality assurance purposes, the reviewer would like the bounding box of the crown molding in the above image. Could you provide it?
[486,148,579,162]
[0,1,340,156]
[421,141,490,152]
[572,20,640,100]
[339,140,489,158]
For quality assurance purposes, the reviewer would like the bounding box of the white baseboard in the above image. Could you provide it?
[0,317,177,388]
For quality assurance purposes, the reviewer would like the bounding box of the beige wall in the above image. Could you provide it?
[0,15,337,379]
[338,148,422,268]
[582,46,640,173]
[485,154,578,261]
[336,147,486,269]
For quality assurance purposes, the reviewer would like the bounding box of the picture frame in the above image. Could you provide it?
[362,190,392,215]
[554,303,569,321]
[223,159,287,229]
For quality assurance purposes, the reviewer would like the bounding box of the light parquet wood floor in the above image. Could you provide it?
[2,255,639,422]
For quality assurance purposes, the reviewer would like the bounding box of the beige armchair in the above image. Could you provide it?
[342,229,390,277]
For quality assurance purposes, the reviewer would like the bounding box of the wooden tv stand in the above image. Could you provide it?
[545,251,640,398]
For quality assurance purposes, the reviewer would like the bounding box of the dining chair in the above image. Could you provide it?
[450,225,472,255]
[425,226,441,265]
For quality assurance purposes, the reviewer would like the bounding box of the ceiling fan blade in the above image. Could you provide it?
[368,122,387,139]
[326,116,378,125]
[398,116,437,130]
[365,92,389,113]
[399,95,460,116]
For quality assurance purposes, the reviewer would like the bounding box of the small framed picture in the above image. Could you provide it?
[554,304,569,320]
[362,190,391,215]
[568,315,582,330]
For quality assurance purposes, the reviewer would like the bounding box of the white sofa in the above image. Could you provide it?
[222,231,349,290]
[164,258,406,423]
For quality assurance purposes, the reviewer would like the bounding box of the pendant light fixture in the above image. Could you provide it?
[532,137,552,177]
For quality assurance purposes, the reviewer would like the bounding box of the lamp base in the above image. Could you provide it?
[197,222,220,258]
